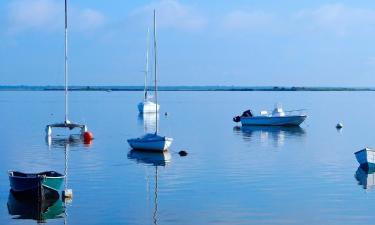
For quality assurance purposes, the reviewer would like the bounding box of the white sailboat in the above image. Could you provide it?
[46,0,88,136]
[127,10,173,152]
[138,28,160,114]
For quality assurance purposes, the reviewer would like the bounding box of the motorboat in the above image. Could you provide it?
[233,104,307,126]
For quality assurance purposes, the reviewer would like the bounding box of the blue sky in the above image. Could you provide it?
[1,0,375,86]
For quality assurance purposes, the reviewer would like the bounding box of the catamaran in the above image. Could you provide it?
[46,0,88,136]
[127,10,173,151]
[138,28,160,114]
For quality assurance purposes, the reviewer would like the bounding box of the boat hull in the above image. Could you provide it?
[241,115,307,126]
[127,135,173,151]
[9,171,64,198]
[355,148,375,168]
[138,101,160,113]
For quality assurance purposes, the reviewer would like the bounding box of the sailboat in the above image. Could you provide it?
[46,0,88,136]
[127,10,173,152]
[138,28,160,114]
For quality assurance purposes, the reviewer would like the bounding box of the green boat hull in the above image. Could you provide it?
[42,177,64,192]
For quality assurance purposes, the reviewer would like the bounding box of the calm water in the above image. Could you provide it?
[1,91,375,225]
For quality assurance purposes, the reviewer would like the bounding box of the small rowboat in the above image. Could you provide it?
[8,171,64,198]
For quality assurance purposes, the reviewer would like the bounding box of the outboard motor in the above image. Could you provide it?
[233,116,241,123]
[242,110,253,117]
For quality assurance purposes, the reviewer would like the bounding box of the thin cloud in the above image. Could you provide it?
[222,10,275,31]
[130,0,207,31]
[75,8,106,31]
[6,0,106,34]
[295,4,375,36]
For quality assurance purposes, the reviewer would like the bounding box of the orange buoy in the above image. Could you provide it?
[83,131,94,142]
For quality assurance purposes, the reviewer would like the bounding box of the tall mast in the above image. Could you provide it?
[153,10,158,134]
[144,28,150,101]
[64,0,69,123]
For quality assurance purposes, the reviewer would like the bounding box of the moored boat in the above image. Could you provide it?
[233,105,307,126]
[354,147,375,169]
[46,0,89,137]
[138,28,160,114]
[127,10,173,152]
[9,171,64,198]
[128,133,173,152]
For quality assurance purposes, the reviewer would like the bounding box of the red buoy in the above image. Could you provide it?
[83,131,94,143]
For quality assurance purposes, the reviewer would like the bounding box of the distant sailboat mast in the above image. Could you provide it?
[153,10,158,135]
[144,28,150,101]
[64,0,69,123]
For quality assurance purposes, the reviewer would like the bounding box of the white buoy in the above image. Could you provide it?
[63,189,73,199]
[336,123,343,129]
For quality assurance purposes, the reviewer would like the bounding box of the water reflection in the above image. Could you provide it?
[7,190,64,223]
[138,113,159,134]
[45,135,80,224]
[355,166,375,191]
[233,125,306,147]
[128,150,170,225]
[46,134,91,149]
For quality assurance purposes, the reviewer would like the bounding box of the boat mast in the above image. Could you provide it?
[144,28,150,101]
[153,10,158,134]
[64,0,69,123]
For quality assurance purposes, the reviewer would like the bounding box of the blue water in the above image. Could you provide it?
[1,91,375,224]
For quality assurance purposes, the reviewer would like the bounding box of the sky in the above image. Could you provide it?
[1,0,375,86]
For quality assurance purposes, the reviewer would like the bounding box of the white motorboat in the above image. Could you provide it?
[354,148,375,169]
[46,0,88,136]
[138,28,159,114]
[127,10,173,152]
[233,105,307,126]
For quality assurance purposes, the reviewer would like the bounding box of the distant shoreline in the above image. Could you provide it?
[1,85,375,92]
